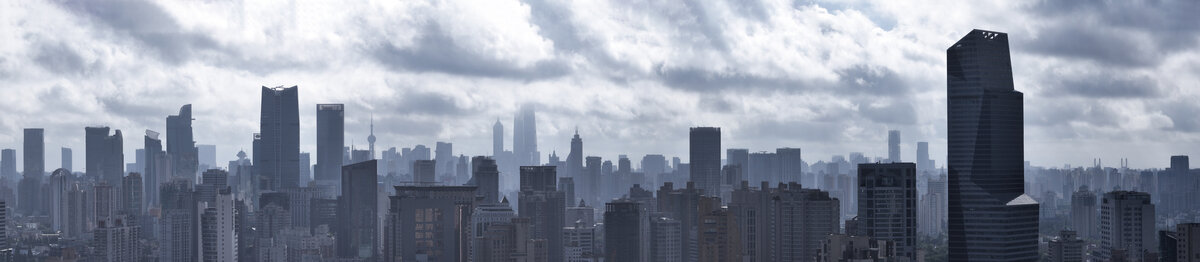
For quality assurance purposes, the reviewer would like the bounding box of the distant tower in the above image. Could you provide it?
[493,119,504,157]
[259,86,301,190]
[513,104,539,166]
[689,127,721,197]
[888,130,900,163]
[316,104,345,184]
[368,116,377,160]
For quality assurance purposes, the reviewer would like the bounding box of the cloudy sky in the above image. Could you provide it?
[1,0,1198,171]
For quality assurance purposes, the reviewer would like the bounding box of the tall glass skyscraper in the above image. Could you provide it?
[946,29,1039,261]
[316,104,344,183]
[513,103,539,166]
[689,127,721,197]
[167,104,198,180]
[259,86,301,190]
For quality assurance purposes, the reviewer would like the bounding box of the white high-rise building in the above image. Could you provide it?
[1098,191,1156,261]
[200,191,237,262]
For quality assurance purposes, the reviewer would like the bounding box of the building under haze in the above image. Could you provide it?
[384,185,477,262]
[518,166,565,262]
[857,162,918,260]
[1071,186,1098,240]
[887,130,900,163]
[1097,190,1156,261]
[338,160,378,260]
[259,86,301,191]
[19,128,44,216]
[316,104,345,188]
[513,104,540,167]
[946,29,1039,261]
[689,127,721,197]
[167,104,198,181]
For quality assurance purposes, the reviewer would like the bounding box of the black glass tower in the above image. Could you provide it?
[316,104,344,184]
[946,29,1039,261]
[689,127,721,197]
[259,86,301,190]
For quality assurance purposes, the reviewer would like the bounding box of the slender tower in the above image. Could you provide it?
[946,29,1039,261]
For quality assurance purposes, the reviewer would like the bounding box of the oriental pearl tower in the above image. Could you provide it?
[367,116,377,160]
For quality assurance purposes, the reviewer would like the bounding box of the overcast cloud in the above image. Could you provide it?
[1,0,1198,170]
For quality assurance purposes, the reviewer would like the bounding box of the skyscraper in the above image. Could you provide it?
[19,128,44,216]
[513,104,539,166]
[605,199,648,262]
[384,185,477,262]
[518,166,565,262]
[1046,230,1084,262]
[1071,186,1097,240]
[916,142,930,174]
[946,29,1039,261]
[48,169,70,232]
[61,147,72,172]
[316,104,345,186]
[413,160,436,184]
[144,130,165,210]
[0,149,15,182]
[259,86,301,191]
[689,127,721,197]
[567,129,583,180]
[777,148,802,184]
[86,127,124,188]
[435,142,455,183]
[167,104,198,180]
[338,160,378,260]
[473,156,500,203]
[1098,190,1156,261]
[857,162,918,260]
[887,130,900,163]
[493,119,504,157]
[122,173,143,216]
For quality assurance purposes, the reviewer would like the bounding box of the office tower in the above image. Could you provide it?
[946,29,1039,261]
[697,196,740,262]
[19,128,44,216]
[584,156,601,204]
[472,156,500,203]
[167,104,199,180]
[298,152,311,185]
[493,120,504,156]
[747,151,778,186]
[605,200,647,262]
[1047,230,1084,262]
[122,173,143,216]
[777,148,802,183]
[457,155,470,184]
[857,163,918,260]
[413,160,436,183]
[650,216,682,262]
[564,219,598,261]
[351,149,370,164]
[817,234,898,261]
[559,177,575,208]
[642,154,667,186]
[316,104,345,185]
[566,200,596,227]
[86,127,124,189]
[160,179,198,262]
[726,148,749,183]
[0,200,6,250]
[1070,186,1098,240]
[61,147,72,172]
[92,215,140,262]
[383,185,477,262]
[200,191,237,262]
[1098,191,1156,261]
[0,149,14,183]
[916,142,930,174]
[65,184,88,238]
[887,130,900,162]
[566,130,583,179]
[48,168,70,232]
[1174,223,1200,262]
[918,174,948,237]
[93,183,117,225]
[471,200,516,261]
[518,166,565,262]
[197,144,216,170]
[436,142,455,182]
[259,86,301,191]
[1161,155,1190,216]
[144,130,169,210]
[338,160,378,260]
[689,127,721,197]
[657,182,701,261]
[513,104,539,166]
[198,169,229,204]
[729,181,840,262]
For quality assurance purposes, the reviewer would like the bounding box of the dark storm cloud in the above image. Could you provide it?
[371,24,569,80]
[33,42,90,76]
[1046,74,1161,99]
[1023,1,1200,67]
[58,0,222,65]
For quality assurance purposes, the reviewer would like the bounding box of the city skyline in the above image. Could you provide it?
[3,1,1199,170]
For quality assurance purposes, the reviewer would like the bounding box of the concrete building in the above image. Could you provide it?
[384,185,476,262]
[167,104,198,181]
[1071,186,1098,240]
[1047,230,1084,262]
[817,234,897,262]
[200,191,237,262]
[258,86,301,190]
[414,160,436,184]
[338,160,378,260]
[856,162,918,260]
[887,130,900,163]
[650,216,682,262]
[92,215,140,262]
[604,199,647,262]
[519,166,565,262]
[1098,190,1156,261]
[697,196,739,262]
[473,156,500,203]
